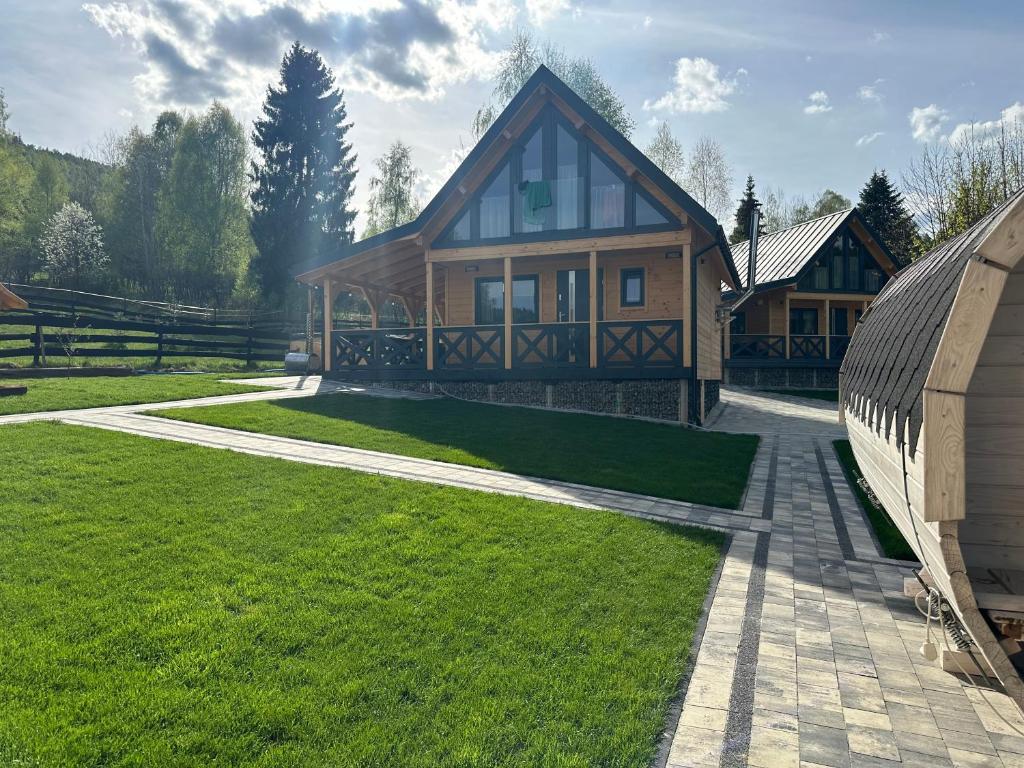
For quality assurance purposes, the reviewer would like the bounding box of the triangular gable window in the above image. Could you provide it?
[635,190,669,227]
[434,105,677,247]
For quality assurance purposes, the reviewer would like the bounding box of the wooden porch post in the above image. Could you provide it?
[723,312,731,360]
[426,257,434,371]
[824,298,831,359]
[784,292,791,359]
[589,250,598,368]
[503,256,513,370]
[322,278,333,373]
[363,288,380,329]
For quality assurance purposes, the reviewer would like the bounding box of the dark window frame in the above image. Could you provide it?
[432,105,680,249]
[473,274,541,325]
[620,267,645,308]
[789,307,819,335]
[731,310,747,335]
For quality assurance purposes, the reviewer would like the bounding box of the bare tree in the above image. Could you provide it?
[684,136,732,221]
[644,122,685,186]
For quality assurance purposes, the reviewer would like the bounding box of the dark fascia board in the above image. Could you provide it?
[295,65,741,285]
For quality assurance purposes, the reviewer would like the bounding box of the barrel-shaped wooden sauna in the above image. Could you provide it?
[0,284,27,311]
[840,188,1024,709]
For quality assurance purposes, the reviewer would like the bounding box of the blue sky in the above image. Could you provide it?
[1,0,1021,231]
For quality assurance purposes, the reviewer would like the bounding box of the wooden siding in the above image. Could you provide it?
[443,250,686,326]
[962,264,1024,571]
[696,250,722,379]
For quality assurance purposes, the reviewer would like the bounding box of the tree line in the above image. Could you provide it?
[1,35,1021,313]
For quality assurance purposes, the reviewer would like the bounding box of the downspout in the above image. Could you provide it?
[690,247,699,424]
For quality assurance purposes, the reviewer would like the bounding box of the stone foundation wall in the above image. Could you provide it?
[357,377,695,422]
[724,366,838,390]
[704,380,720,414]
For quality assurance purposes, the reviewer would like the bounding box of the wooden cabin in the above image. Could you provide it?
[294,66,741,424]
[722,208,899,389]
[841,189,1024,710]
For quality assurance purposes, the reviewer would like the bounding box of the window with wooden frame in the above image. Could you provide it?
[620,267,645,308]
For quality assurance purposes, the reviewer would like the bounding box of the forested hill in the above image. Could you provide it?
[5,135,109,211]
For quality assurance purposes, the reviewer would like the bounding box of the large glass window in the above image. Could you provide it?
[620,267,645,307]
[635,191,669,227]
[451,210,471,241]
[590,151,624,229]
[474,276,539,324]
[516,127,546,233]
[828,235,844,290]
[732,311,747,335]
[846,234,861,290]
[479,163,510,239]
[864,269,884,292]
[555,124,579,230]
[789,308,819,335]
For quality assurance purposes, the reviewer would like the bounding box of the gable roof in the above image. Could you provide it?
[839,189,1024,457]
[294,65,740,288]
[725,207,896,295]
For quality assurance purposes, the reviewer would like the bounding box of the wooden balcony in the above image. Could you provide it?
[329,320,688,381]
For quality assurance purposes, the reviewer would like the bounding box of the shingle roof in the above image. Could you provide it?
[729,208,852,292]
[840,192,1023,457]
[294,65,740,287]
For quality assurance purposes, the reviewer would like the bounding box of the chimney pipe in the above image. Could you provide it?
[747,205,760,292]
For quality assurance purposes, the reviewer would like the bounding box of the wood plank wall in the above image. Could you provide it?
[696,253,722,379]
[443,251,685,326]
[962,266,1024,570]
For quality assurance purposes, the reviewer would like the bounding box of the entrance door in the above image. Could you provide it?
[556,269,604,322]
[830,307,849,336]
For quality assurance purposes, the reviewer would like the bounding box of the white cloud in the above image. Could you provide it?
[526,0,572,26]
[909,104,949,142]
[82,0,512,110]
[803,90,832,114]
[643,57,739,114]
[857,79,884,102]
[643,15,653,29]
[855,131,884,147]
[871,30,891,43]
[949,102,1024,144]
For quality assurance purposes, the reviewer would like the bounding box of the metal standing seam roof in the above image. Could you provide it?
[728,208,852,292]
[292,65,741,288]
[839,191,1024,457]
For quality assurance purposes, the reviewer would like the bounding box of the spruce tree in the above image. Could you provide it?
[730,175,761,243]
[250,43,357,303]
[858,170,917,266]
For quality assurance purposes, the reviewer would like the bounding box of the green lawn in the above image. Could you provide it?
[0,373,275,415]
[0,422,723,767]
[763,388,839,403]
[833,440,916,561]
[151,394,759,509]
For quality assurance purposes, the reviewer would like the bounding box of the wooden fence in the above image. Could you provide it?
[0,309,292,366]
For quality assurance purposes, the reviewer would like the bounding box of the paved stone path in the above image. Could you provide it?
[667,388,1024,768]
[5,378,1024,766]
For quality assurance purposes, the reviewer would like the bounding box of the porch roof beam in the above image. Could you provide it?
[428,230,691,263]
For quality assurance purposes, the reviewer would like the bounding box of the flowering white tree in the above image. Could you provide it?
[41,201,107,288]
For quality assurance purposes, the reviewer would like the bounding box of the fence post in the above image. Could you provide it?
[245,313,254,367]
[33,324,43,367]
[155,327,164,368]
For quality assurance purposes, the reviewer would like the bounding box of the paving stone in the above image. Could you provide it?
[847,724,901,762]
[799,721,852,768]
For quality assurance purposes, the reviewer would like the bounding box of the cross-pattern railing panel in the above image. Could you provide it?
[790,334,826,359]
[512,323,589,368]
[829,335,851,360]
[434,326,504,370]
[332,328,426,371]
[729,334,785,360]
[598,320,683,368]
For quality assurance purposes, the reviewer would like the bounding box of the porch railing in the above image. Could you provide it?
[330,320,686,377]
[730,334,786,359]
[728,333,852,362]
[333,328,426,371]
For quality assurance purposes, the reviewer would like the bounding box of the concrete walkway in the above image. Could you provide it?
[5,379,1024,766]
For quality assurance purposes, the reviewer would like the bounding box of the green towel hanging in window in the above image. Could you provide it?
[520,180,552,225]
